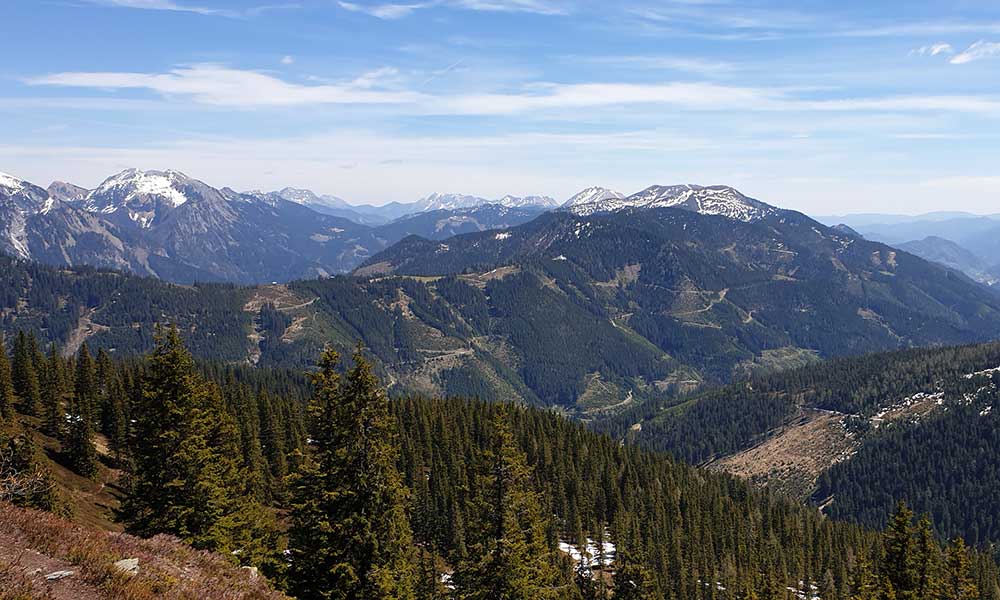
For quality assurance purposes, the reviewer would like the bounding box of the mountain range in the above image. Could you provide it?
[5,178,1000,417]
[8,167,1000,579]
[0,169,570,284]
[820,211,1000,286]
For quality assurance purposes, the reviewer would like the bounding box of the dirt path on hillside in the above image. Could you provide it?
[62,309,109,358]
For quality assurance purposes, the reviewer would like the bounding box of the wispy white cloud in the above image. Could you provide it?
[438,82,781,114]
[338,1,428,19]
[27,64,423,107]
[950,40,1000,64]
[836,21,1000,38]
[910,43,954,57]
[628,3,815,33]
[581,55,734,76]
[280,55,295,65]
[450,0,569,15]
[337,0,568,19]
[88,0,298,18]
[350,67,402,89]
[26,64,1000,116]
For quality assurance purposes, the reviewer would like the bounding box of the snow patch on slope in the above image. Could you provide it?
[0,172,27,194]
[83,169,194,228]
[563,186,624,207]
[567,184,777,222]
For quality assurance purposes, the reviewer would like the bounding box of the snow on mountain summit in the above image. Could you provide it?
[0,171,24,193]
[566,184,777,222]
[416,192,557,212]
[277,187,351,209]
[497,194,559,209]
[416,193,490,212]
[563,187,624,207]
[83,169,221,228]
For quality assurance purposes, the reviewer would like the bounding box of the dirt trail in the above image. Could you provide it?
[62,309,109,358]
[671,288,729,317]
[243,287,320,364]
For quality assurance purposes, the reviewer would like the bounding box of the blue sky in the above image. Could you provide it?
[1,0,999,214]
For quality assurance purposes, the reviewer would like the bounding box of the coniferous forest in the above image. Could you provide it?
[1,326,999,599]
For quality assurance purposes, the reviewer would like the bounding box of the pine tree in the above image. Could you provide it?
[258,390,288,501]
[65,344,99,478]
[849,551,879,600]
[452,406,568,600]
[73,343,98,427]
[881,501,917,600]
[12,332,41,416]
[943,538,977,600]
[41,344,65,437]
[0,336,15,427]
[95,348,114,429]
[104,373,129,466]
[224,382,267,501]
[118,325,278,567]
[913,516,940,600]
[286,347,416,600]
[613,546,656,599]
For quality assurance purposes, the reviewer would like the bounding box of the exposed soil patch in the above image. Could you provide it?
[710,409,854,500]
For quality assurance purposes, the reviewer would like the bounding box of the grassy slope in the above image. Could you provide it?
[0,502,287,599]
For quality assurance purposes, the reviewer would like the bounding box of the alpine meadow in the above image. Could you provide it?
[2,1,1000,599]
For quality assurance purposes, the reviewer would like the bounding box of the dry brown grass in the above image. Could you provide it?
[0,502,288,600]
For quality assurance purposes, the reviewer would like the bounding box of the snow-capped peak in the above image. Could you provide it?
[497,194,559,209]
[0,171,24,193]
[563,187,624,208]
[277,187,350,209]
[566,184,777,222]
[83,169,209,228]
[417,193,490,212]
[415,192,557,213]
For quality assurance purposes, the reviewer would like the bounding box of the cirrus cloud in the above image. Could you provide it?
[950,40,1000,64]
[25,63,1000,116]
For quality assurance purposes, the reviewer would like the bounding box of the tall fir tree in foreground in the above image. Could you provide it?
[452,406,569,600]
[847,502,982,600]
[943,538,978,600]
[41,343,65,437]
[65,343,99,478]
[118,325,277,567]
[0,336,15,427]
[611,513,656,600]
[286,347,416,600]
[12,331,41,416]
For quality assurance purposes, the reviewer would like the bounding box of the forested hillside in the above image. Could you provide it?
[602,341,1000,556]
[2,328,997,599]
[361,207,1000,378]
[6,198,1000,416]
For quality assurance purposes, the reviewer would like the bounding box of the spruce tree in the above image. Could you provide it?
[882,501,917,600]
[73,343,98,427]
[613,545,656,600]
[12,331,41,416]
[913,516,940,600]
[943,538,977,600]
[118,325,278,567]
[41,344,65,437]
[225,382,267,501]
[65,344,99,478]
[258,390,288,501]
[286,347,416,600]
[452,406,567,600]
[0,336,15,427]
[104,373,129,466]
[849,551,879,600]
